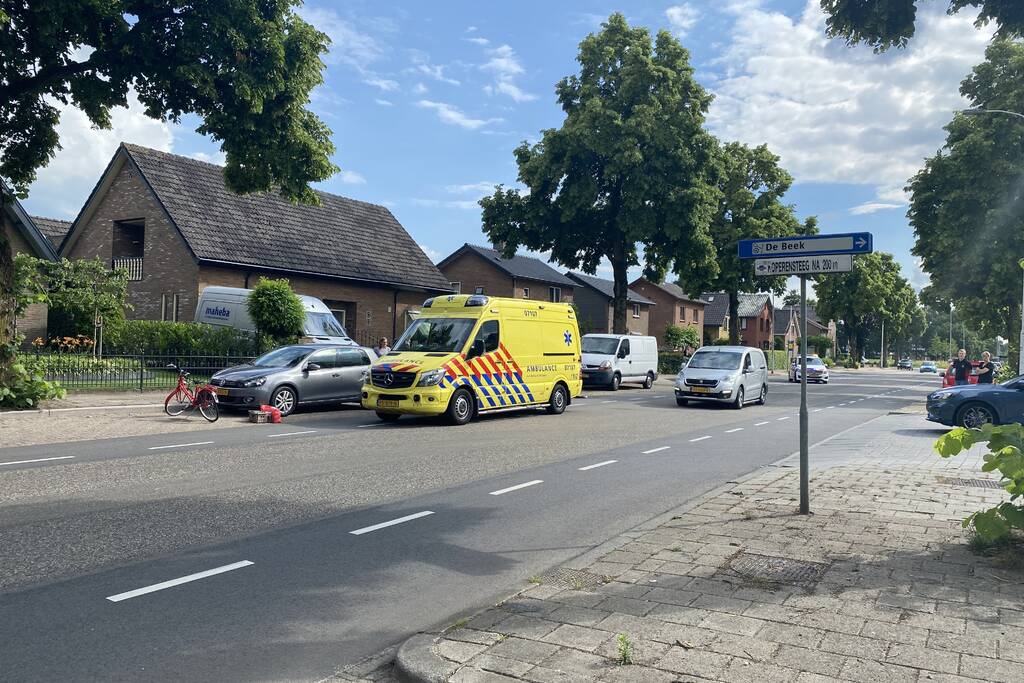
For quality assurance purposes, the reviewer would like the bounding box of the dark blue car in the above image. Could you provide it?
[926,375,1024,428]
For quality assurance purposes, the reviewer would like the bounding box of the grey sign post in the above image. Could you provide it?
[739,233,872,515]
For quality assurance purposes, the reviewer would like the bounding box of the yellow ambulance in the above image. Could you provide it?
[361,294,582,424]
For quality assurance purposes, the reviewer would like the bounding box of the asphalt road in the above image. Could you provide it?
[0,369,941,682]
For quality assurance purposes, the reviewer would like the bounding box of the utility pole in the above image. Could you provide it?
[880,319,885,368]
[799,276,808,515]
[949,303,953,359]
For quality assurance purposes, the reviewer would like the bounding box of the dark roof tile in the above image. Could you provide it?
[31,216,72,251]
[443,244,575,286]
[566,272,654,305]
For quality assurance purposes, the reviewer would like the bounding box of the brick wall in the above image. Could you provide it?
[439,251,515,297]
[64,159,199,322]
[3,212,50,343]
[629,278,704,348]
[740,305,773,350]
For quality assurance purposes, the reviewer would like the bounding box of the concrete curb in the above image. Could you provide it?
[391,411,896,682]
[0,403,165,418]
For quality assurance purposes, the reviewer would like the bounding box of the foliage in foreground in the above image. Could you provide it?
[0,360,64,409]
[936,424,1024,540]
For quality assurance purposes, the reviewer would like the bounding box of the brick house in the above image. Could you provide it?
[775,305,837,356]
[59,143,451,344]
[1,183,59,344]
[700,292,773,349]
[628,277,705,349]
[565,272,652,335]
[34,216,73,253]
[436,244,574,303]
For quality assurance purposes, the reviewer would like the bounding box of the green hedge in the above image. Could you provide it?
[103,320,262,355]
[20,353,141,377]
[659,352,688,376]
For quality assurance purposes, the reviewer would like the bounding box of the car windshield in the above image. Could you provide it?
[251,346,311,368]
[688,351,743,370]
[393,317,477,353]
[582,337,620,354]
[304,312,348,338]
[807,358,825,367]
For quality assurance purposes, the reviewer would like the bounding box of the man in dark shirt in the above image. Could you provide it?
[977,351,995,384]
[950,348,973,386]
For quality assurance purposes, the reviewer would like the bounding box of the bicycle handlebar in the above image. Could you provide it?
[165,363,189,378]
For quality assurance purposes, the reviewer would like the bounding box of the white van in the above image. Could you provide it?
[194,286,355,345]
[581,334,659,390]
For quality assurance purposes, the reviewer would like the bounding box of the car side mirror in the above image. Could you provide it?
[467,339,485,359]
[304,362,321,372]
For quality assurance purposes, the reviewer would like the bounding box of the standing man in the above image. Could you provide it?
[950,348,972,386]
[976,351,995,384]
[374,337,391,357]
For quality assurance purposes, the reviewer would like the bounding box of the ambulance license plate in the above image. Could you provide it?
[377,399,400,408]
[690,387,711,394]
[215,387,229,396]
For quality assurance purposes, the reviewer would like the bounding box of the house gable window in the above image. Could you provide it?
[522,287,530,298]
[549,286,561,303]
[632,303,640,318]
[450,281,461,294]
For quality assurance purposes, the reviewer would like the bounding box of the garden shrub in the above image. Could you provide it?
[0,360,65,408]
[659,351,688,375]
[103,320,261,355]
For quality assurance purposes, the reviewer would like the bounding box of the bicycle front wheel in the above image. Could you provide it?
[165,391,190,416]
[198,394,219,422]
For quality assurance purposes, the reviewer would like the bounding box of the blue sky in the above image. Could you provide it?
[23,0,995,291]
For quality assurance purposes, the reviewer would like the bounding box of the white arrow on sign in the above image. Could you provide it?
[754,254,853,276]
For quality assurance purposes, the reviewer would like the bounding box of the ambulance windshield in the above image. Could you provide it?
[393,318,477,353]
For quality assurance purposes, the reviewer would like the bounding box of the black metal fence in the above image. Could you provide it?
[20,352,256,391]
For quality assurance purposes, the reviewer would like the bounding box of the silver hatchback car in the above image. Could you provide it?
[210,344,377,415]
[674,345,768,408]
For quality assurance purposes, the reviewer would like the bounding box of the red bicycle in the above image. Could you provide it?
[164,364,219,422]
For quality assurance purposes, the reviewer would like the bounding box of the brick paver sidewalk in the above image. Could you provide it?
[371,414,1023,683]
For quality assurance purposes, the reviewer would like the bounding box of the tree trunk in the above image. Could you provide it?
[1008,301,1021,374]
[728,291,740,345]
[611,250,628,335]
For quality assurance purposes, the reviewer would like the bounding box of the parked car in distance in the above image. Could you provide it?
[210,344,377,416]
[927,374,1024,428]
[675,346,767,409]
[581,334,658,390]
[942,360,980,388]
[789,355,829,383]
[195,286,355,346]
[919,361,938,374]
[897,358,913,370]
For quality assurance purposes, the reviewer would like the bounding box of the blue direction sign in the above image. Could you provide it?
[738,232,872,259]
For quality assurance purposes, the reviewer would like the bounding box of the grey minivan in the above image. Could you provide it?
[210,344,377,415]
[674,345,768,409]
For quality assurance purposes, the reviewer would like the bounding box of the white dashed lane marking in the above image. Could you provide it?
[642,446,671,454]
[689,436,712,442]
[579,460,617,471]
[106,560,254,602]
[0,455,75,467]
[148,441,214,450]
[490,480,543,496]
[725,428,744,433]
[755,421,770,426]
[267,430,318,438]
[777,416,790,421]
[350,511,434,536]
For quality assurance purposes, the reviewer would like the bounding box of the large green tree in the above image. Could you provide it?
[672,142,816,344]
[0,1,337,394]
[820,0,1024,51]
[479,13,720,334]
[908,39,1024,371]
[814,252,916,362]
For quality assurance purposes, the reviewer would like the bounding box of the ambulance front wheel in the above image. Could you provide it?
[446,388,476,425]
[547,383,568,415]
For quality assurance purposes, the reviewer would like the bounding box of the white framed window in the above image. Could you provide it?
[692,308,698,322]
[522,287,530,298]
[632,303,640,318]
[474,286,485,295]
[160,294,167,321]
[679,305,685,321]
[741,318,748,330]
[549,286,561,303]
[450,281,461,294]
[171,294,179,322]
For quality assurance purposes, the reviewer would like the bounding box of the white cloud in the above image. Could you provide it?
[296,6,382,72]
[666,4,701,37]
[363,77,399,91]
[467,26,478,33]
[408,51,461,85]
[416,100,502,130]
[412,82,429,95]
[849,201,904,215]
[24,93,173,218]
[189,150,226,165]
[446,181,498,194]
[338,169,366,184]
[908,258,931,291]
[706,0,993,206]
[466,37,490,46]
[481,44,536,103]
[412,198,481,210]
[374,98,394,106]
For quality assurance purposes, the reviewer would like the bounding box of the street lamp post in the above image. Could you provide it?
[961,108,1024,372]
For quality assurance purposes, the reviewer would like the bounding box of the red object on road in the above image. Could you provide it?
[259,404,283,423]
[942,361,980,388]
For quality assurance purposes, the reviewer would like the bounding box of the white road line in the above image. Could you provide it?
[642,446,671,454]
[725,428,744,433]
[0,455,75,467]
[754,421,770,426]
[106,560,254,602]
[357,423,385,428]
[350,511,434,535]
[147,441,214,450]
[813,408,823,413]
[690,436,712,442]
[838,402,847,406]
[490,480,543,496]
[579,460,618,471]
[267,430,318,438]
[777,416,790,421]
[826,406,835,409]
[601,400,617,404]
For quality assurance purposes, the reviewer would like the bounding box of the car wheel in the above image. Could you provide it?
[610,373,621,391]
[956,402,996,429]
[547,383,568,415]
[757,384,767,405]
[270,386,297,416]
[446,387,475,425]
[733,386,744,410]
[375,412,400,422]
[676,397,688,406]
[643,373,654,390]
